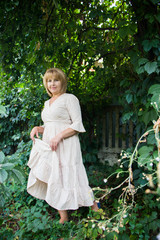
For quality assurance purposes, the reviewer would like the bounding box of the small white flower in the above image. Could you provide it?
[103,179,107,183]
[156,233,160,240]
[123,214,128,218]
[101,226,105,231]
[150,162,153,166]
[92,224,95,228]
[156,157,160,162]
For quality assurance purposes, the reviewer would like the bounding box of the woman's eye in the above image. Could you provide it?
[47,79,59,83]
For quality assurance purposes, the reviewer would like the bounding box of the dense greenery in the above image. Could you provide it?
[0,0,160,239]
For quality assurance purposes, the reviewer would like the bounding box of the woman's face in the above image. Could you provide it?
[47,75,62,96]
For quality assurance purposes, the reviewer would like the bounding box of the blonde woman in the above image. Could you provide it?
[27,68,99,224]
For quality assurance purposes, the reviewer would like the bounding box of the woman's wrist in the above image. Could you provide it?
[60,133,63,140]
[34,126,44,134]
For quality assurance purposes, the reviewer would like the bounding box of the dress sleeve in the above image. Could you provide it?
[66,94,86,133]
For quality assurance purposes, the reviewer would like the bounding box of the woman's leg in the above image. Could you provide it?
[58,210,68,224]
[91,201,99,211]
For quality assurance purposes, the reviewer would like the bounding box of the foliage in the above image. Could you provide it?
[0,103,25,207]
[0,0,160,239]
[0,162,160,239]
[0,148,25,207]
[0,0,159,155]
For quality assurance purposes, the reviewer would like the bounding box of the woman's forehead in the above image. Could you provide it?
[46,72,59,80]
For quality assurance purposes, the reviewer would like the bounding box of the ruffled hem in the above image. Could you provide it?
[69,121,86,133]
[27,139,94,210]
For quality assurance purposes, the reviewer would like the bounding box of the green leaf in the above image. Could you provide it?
[153,150,158,161]
[34,212,42,218]
[138,146,153,156]
[141,109,157,125]
[136,66,145,74]
[0,169,8,183]
[11,168,25,184]
[157,187,160,195]
[148,84,160,95]
[38,223,45,230]
[122,112,133,122]
[126,93,133,104]
[98,228,103,234]
[0,105,6,116]
[105,232,118,240]
[74,9,80,14]
[138,155,152,166]
[144,61,157,74]
[151,94,160,108]
[92,228,98,238]
[152,39,159,48]
[0,151,5,163]
[14,1,19,6]
[2,163,15,170]
[0,194,5,207]
[138,58,148,66]
[142,40,153,52]
[147,133,156,145]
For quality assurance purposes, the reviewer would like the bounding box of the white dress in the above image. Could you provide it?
[27,93,94,210]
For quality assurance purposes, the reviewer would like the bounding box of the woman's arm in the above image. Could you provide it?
[30,126,44,142]
[50,128,77,151]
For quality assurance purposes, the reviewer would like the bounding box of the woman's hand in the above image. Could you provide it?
[30,126,40,143]
[50,133,63,151]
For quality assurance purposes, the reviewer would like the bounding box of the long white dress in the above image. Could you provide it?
[27,93,94,210]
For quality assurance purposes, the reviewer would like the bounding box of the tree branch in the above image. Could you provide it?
[92,27,119,31]
[45,4,55,42]
[82,26,118,33]
[66,51,80,77]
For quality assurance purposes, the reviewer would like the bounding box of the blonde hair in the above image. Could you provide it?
[43,68,67,96]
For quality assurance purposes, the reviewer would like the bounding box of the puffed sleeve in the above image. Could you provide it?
[66,94,86,133]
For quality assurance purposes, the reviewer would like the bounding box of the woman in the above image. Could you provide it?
[27,68,99,224]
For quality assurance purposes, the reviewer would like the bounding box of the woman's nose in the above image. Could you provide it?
[50,80,55,84]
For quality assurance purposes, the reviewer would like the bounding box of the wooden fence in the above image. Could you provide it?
[98,105,139,165]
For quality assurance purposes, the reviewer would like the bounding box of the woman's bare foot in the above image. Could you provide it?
[91,201,99,212]
[58,210,69,224]
[59,218,68,224]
